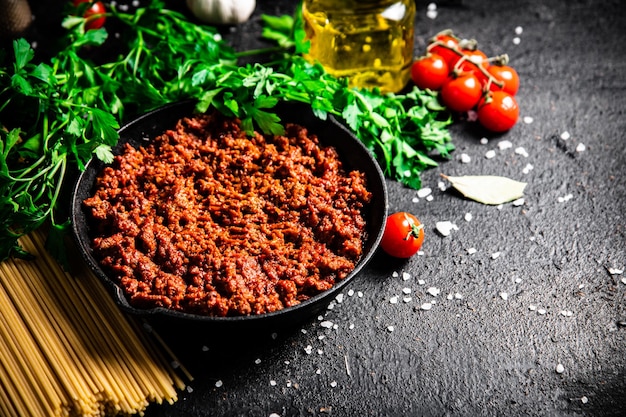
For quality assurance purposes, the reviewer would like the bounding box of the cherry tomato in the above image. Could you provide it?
[380,212,425,258]
[440,73,483,113]
[427,34,460,68]
[477,91,519,132]
[411,54,449,90]
[73,0,106,30]
[486,65,520,96]
[453,49,489,76]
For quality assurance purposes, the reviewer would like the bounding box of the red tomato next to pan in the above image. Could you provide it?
[380,212,425,259]
[73,0,107,30]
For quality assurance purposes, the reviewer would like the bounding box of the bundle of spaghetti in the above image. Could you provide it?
[0,230,191,417]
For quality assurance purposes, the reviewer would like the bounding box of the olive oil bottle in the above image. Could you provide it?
[302,0,415,93]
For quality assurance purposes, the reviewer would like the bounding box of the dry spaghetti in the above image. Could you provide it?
[0,230,189,417]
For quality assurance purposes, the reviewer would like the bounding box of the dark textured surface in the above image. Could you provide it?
[28,0,626,416]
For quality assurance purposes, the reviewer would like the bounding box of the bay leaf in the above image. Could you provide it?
[441,174,527,205]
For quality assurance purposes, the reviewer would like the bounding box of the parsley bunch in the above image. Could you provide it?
[0,1,454,262]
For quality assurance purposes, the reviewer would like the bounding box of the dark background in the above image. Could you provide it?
[17,0,626,416]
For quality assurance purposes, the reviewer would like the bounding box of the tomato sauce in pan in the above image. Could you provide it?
[83,112,371,317]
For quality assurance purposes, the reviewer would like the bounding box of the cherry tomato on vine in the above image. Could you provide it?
[486,65,520,96]
[477,91,519,132]
[380,212,425,258]
[72,0,106,30]
[453,49,489,76]
[411,54,449,90]
[440,72,483,112]
[427,34,460,68]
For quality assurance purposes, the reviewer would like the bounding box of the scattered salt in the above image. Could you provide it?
[254,358,262,365]
[480,137,489,145]
[335,293,344,303]
[498,140,513,150]
[417,187,432,198]
[467,247,477,255]
[513,37,521,45]
[417,250,425,256]
[418,279,426,285]
[537,309,547,315]
[557,194,574,203]
[621,277,626,285]
[402,272,411,281]
[269,413,281,417]
[555,364,565,374]
[436,221,458,237]
[215,380,223,388]
[427,287,441,297]
[523,116,534,124]
[560,310,573,317]
[426,195,434,202]
[515,147,529,157]
[389,296,399,304]
[491,251,501,260]
[348,289,355,296]
[512,198,525,206]
[420,303,433,311]
[402,288,412,295]
[320,320,334,328]
[447,293,454,300]
[454,293,463,299]
[515,26,523,35]
[608,267,624,275]
[522,163,534,174]
[349,323,355,329]
[270,380,277,386]
[576,143,586,152]
[392,271,399,278]
[304,345,313,355]
[438,181,447,191]
[465,212,473,222]
[528,305,537,311]
[500,292,509,301]
[412,197,419,203]
[515,278,522,283]
[330,381,338,387]
[357,291,364,298]
[387,325,395,332]
[560,131,571,140]
[427,2,437,10]
[485,150,497,159]
[201,345,209,352]
[460,153,471,164]
[426,2,438,19]
[403,297,412,303]
[581,396,588,404]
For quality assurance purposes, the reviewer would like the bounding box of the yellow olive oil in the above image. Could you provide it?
[302,0,415,93]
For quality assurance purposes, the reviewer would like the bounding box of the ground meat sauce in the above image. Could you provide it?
[83,112,372,317]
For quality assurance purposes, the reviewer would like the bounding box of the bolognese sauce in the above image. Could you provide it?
[83,111,372,317]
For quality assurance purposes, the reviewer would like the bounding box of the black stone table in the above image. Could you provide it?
[26,0,626,416]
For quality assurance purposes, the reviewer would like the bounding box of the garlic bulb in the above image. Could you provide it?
[186,0,256,25]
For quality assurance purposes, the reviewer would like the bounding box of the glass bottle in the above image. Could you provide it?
[302,0,416,94]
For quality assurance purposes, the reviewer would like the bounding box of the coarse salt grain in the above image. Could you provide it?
[500,292,509,300]
[438,181,447,191]
[557,194,574,203]
[608,267,624,275]
[513,37,521,45]
[485,150,497,159]
[447,293,453,300]
[537,309,547,315]
[515,278,522,283]
[320,320,334,328]
[215,380,223,388]
[581,396,588,404]
[420,303,433,311]
[498,140,513,150]
[465,212,473,222]
[523,116,534,124]
[403,297,412,303]
[522,163,534,174]
[412,197,419,203]
[491,252,501,260]
[427,287,441,296]
[348,289,355,296]
[460,153,471,164]
[560,310,573,317]
[330,381,338,387]
[402,288,412,295]
[528,305,537,311]
[304,345,313,355]
[426,195,434,202]
[254,358,262,365]
[480,137,489,145]
[270,380,277,386]
[515,26,523,35]
[515,147,529,157]
[349,323,355,329]
[576,143,586,152]
[418,279,426,285]
[387,326,395,332]
[436,221,458,237]
[455,293,463,299]
[512,198,525,206]
[336,293,344,303]
[560,131,570,140]
[402,272,411,281]
[269,413,281,417]
[358,291,364,297]
[467,247,477,255]
[621,277,626,285]
[389,296,399,304]
[556,364,565,374]
[417,187,432,198]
